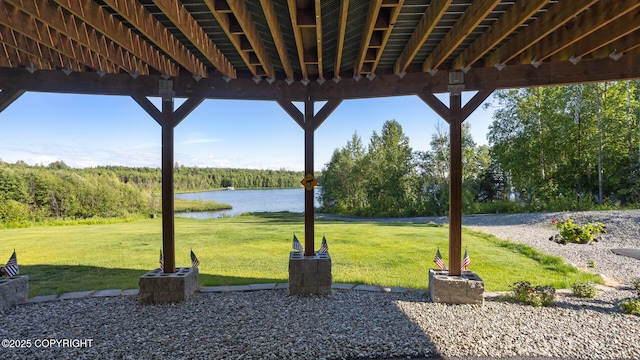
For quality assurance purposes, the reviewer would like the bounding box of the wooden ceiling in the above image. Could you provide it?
[1,0,640,101]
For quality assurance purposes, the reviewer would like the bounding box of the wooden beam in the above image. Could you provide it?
[448,93,462,276]
[3,53,640,101]
[131,95,162,126]
[314,0,323,80]
[555,7,640,61]
[423,0,501,72]
[353,0,382,76]
[394,0,451,74]
[0,88,25,112]
[260,0,294,80]
[7,0,147,75]
[51,0,179,76]
[590,29,640,59]
[276,100,304,128]
[161,98,175,273]
[312,99,342,131]
[333,0,349,78]
[484,0,597,67]
[452,0,549,70]
[417,92,450,122]
[462,88,494,120]
[174,97,205,127]
[288,0,309,80]
[517,0,640,64]
[100,0,205,77]
[0,3,118,73]
[304,98,314,256]
[206,0,271,79]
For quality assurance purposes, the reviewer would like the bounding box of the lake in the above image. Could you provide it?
[175,188,321,218]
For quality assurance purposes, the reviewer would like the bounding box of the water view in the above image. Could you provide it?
[175,188,321,218]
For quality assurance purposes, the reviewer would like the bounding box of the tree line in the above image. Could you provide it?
[319,81,640,216]
[0,162,304,225]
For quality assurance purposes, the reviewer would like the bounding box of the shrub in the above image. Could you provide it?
[619,298,640,316]
[549,218,606,245]
[512,281,555,307]
[587,260,597,268]
[571,282,597,299]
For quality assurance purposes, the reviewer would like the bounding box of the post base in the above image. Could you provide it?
[288,252,332,295]
[0,276,29,311]
[138,267,198,304]
[428,269,484,305]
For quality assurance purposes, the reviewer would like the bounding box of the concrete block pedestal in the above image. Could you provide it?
[138,267,198,304]
[428,269,484,305]
[289,252,331,295]
[0,276,29,311]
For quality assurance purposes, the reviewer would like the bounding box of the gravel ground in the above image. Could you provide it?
[1,210,639,359]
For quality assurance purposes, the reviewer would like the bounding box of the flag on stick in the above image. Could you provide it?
[159,249,164,271]
[318,234,328,253]
[461,247,471,271]
[191,249,200,269]
[2,250,19,277]
[434,248,447,270]
[292,234,303,253]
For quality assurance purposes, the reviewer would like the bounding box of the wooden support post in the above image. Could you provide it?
[161,98,176,273]
[448,93,463,276]
[277,98,342,256]
[418,84,494,276]
[304,99,315,256]
[132,90,204,274]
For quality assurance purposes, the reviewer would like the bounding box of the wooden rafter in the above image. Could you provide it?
[333,0,349,78]
[260,0,294,80]
[369,0,403,75]
[354,0,404,76]
[484,0,597,67]
[452,0,549,70]
[100,0,205,77]
[0,3,119,73]
[517,0,640,64]
[554,7,640,62]
[7,0,148,75]
[287,0,322,81]
[591,29,640,59]
[354,0,382,76]
[207,0,273,79]
[51,0,179,76]
[0,88,25,112]
[423,0,501,73]
[394,0,451,75]
[154,0,235,78]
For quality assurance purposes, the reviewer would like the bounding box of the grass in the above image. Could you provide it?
[172,198,232,213]
[0,212,601,296]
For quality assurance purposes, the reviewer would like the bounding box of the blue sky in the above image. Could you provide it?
[0,91,496,171]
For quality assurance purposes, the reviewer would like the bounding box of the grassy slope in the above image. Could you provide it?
[0,213,600,296]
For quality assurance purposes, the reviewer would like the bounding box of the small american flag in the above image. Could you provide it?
[159,249,164,271]
[191,249,200,269]
[292,234,303,253]
[318,234,328,253]
[3,250,19,277]
[461,248,471,271]
[433,248,447,270]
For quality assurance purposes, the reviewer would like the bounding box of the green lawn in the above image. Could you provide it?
[0,212,601,296]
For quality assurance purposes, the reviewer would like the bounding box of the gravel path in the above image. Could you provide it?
[1,210,639,359]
